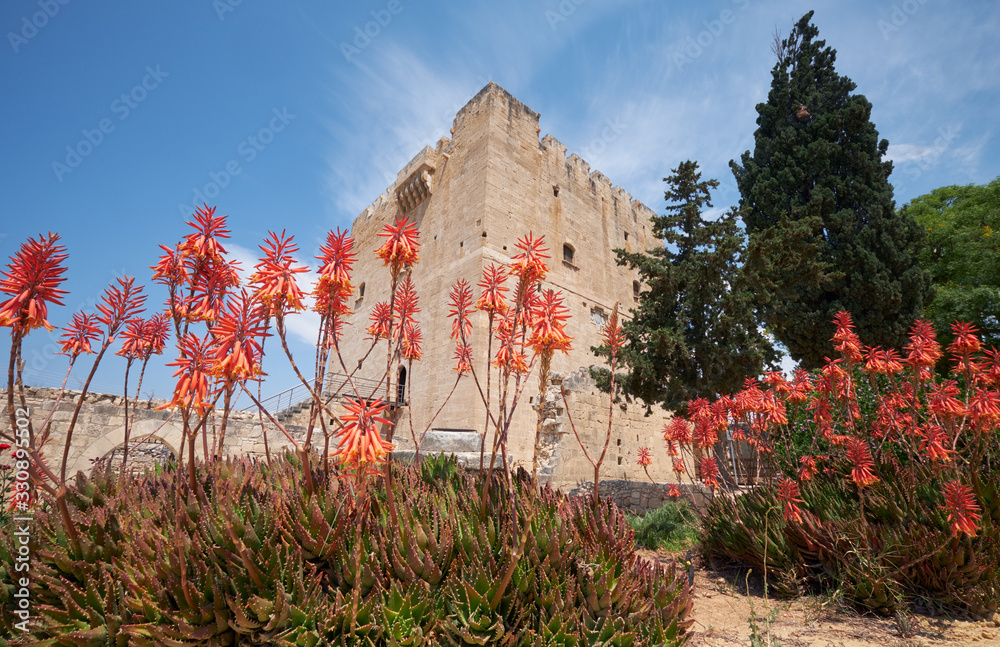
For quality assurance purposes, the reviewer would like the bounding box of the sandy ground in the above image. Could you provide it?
[641,549,1000,647]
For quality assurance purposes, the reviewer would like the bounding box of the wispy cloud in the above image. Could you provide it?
[227,241,322,347]
[322,44,488,218]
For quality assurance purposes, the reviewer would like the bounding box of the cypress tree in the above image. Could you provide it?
[596,161,777,414]
[731,11,931,368]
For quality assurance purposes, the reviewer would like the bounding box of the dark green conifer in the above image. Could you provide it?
[596,161,776,414]
[731,11,931,367]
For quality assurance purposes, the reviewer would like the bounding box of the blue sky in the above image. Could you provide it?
[1,0,997,402]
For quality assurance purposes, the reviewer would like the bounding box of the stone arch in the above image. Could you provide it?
[64,419,184,478]
[97,434,179,478]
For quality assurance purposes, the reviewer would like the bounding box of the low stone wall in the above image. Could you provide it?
[567,480,710,515]
[1,387,308,477]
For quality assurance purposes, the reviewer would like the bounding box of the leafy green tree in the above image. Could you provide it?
[595,161,777,414]
[905,178,1000,349]
[730,11,931,368]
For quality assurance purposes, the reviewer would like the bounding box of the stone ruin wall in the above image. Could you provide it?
[0,387,309,477]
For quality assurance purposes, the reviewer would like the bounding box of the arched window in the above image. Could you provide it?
[396,366,407,406]
[563,243,575,264]
[633,281,640,301]
[98,435,177,479]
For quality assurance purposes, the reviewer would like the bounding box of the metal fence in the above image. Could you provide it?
[240,372,399,414]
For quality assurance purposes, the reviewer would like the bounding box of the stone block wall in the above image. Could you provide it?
[567,480,711,515]
[1,387,307,477]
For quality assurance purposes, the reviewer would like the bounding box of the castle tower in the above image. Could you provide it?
[336,83,675,488]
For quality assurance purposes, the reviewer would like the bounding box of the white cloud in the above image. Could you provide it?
[226,242,322,348]
[322,44,490,218]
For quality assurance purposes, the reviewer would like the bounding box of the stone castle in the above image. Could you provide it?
[4,83,682,494]
[335,82,676,488]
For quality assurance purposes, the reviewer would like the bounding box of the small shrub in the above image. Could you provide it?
[629,502,699,552]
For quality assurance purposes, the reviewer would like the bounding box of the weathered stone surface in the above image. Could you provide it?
[332,82,683,490]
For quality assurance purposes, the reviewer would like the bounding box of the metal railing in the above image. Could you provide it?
[241,372,401,414]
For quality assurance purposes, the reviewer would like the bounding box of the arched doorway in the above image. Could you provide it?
[94,435,178,479]
[397,366,407,406]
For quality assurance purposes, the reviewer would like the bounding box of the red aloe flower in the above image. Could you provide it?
[0,232,69,335]
[786,369,814,404]
[59,313,101,359]
[251,230,308,317]
[601,306,626,357]
[949,321,982,357]
[928,380,966,420]
[668,484,681,498]
[117,317,148,361]
[761,391,788,426]
[809,395,834,435]
[799,455,818,481]
[981,347,1000,388]
[664,417,692,445]
[179,205,230,261]
[846,438,878,488]
[117,312,171,361]
[448,279,474,341]
[691,416,718,449]
[476,264,509,314]
[528,289,572,354]
[209,291,269,382]
[312,229,354,317]
[97,276,147,341]
[831,311,863,363]
[375,216,420,269]
[637,447,652,467]
[366,302,392,340]
[151,243,187,290]
[864,346,904,376]
[510,233,549,284]
[401,322,422,361]
[316,228,355,292]
[144,313,171,356]
[493,312,529,373]
[698,456,721,490]
[393,276,420,332]
[777,477,805,523]
[332,397,395,467]
[940,481,982,538]
[917,423,954,462]
[186,258,242,322]
[873,392,910,440]
[968,388,1000,427]
[904,319,942,372]
[161,333,214,411]
[453,342,473,374]
[672,457,686,474]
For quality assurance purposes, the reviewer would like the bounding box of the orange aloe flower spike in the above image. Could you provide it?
[0,232,69,335]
